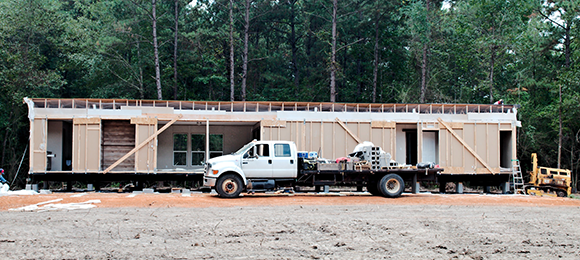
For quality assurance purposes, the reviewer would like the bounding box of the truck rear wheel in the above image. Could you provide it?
[378,174,404,198]
[216,174,243,198]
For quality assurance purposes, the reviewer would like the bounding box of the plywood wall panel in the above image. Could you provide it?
[358,123,371,142]
[371,128,383,151]
[72,119,101,172]
[322,122,334,159]
[463,123,476,173]
[135,124,156,172]
[487,123,500,167]
[32,119,47,172]
[86,124,101,171]
[439,129,449,168]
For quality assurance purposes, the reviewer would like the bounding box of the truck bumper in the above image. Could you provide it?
[204,176,216,187]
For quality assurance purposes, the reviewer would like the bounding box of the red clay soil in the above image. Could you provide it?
[2,192,580,211]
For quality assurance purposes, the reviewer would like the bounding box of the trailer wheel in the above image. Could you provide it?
[378,174,404,198]
[216,174,243,198]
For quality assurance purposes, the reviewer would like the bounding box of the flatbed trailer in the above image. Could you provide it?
[203,140,449,198]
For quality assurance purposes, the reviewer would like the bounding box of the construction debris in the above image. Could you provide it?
[9,199,100,212]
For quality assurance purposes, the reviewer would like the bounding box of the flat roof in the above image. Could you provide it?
[27,98,517,115]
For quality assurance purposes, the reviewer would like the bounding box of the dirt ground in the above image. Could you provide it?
[1,192,580,259]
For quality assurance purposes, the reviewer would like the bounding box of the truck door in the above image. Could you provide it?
[272,143,297,178]
[241,143,273,178]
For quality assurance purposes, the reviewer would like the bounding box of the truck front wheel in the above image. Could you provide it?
[216,174,243,198]
[378,174,404,198]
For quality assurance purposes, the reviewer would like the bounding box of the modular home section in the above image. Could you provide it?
[25,98,520,179]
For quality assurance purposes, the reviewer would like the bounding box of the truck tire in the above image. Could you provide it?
[378,174,404,198]
[366,182,380,196]
[557,190,567,197]
[216,174,243,198]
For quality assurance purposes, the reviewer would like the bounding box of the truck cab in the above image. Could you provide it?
[203,140,298,197]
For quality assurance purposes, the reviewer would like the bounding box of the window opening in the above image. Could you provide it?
[405,130,418,165]
[191,134,205,166]
[173,134,187,166]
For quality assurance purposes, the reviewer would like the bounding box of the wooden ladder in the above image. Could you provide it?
[511,159,525,194]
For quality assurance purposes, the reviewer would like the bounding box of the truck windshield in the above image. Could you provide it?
[233,143,254,155]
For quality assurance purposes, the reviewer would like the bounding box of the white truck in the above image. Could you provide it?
[203,140,443,198]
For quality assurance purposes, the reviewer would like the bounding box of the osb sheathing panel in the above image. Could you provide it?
[31,119,47,172]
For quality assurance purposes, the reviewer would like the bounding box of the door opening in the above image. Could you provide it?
[422,131,439,164]
[62,121,73,171]
[500,131,513,168]
[405,130,418,165]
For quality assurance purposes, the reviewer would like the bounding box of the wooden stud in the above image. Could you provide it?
[332,122,335,159]
[206,119,210,162]
[302,120,306,151]
[320,121,324,158]
[486,123,489,169]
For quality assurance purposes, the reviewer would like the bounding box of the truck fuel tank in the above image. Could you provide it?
[246,179,276,190]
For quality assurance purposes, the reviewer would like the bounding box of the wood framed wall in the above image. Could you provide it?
[262,120,395,160]
[72,118,101,172]
[263,119,516,175]
[101,120,135,171]
[31,118,48,172]
[132,117,158,173]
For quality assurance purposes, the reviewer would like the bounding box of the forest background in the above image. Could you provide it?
[0,0,579,190]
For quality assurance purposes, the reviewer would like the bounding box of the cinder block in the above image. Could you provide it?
[484,186,491,193]
[456,182,464,194]
[142,188,155,194]
[87,184,94,191]
[323,185,330,193]
[181,188,191,194]
[501,182,509,194]
[413,182,421,194]
[25,184,32,190]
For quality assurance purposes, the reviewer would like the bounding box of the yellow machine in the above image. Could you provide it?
[526,153,572,197]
